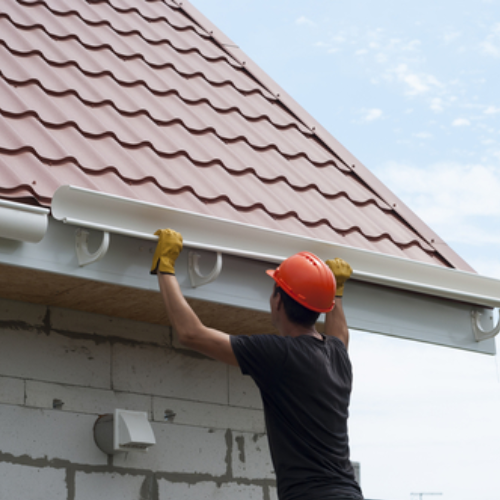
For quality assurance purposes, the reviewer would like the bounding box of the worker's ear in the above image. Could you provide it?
[275,290,283,310]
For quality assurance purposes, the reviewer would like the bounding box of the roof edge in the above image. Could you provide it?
[51,185,500,308]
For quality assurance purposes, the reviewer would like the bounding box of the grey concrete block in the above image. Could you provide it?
[74,471,145,500]
[158,480,265,500]
[0,328,111,389]
[0,404,107,465]
[51,307,171,346]
[0,376,24,405]
[0,463,67,500]
[228,365,262,409]
[113,422,228,476]
[112,343,228,404]
[152,396,265,433]
[232,431,274,480]
[269,485,279,500]
[26,380,152,416]
[0,298,46,326]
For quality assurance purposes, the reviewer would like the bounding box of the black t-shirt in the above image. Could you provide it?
[231,333,363,500]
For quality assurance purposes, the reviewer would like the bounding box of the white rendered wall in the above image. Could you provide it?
[0,298,277,500]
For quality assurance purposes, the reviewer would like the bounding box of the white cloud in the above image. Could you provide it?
[375,52,388,63]
[480,23,500,57]
[452,118,471,126]
[484,106,500,114]
[430,97,444,112]
[442,30,462,44]
[413,132,432,139]
[481,41,500,56]
[389,64,442,96]
[472,259,500,279]
[375,162,500,247]
[295,16,315,27]
[361,108,383,122]
[401,39,422,52]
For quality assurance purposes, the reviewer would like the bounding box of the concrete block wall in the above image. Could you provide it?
[0,298,276,500]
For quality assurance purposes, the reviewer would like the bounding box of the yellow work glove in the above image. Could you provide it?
[150,229,183,275]
[325,258,353,297]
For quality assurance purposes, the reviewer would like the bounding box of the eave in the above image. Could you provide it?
[0,185,498,355]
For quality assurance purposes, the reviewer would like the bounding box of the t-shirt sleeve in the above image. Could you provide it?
[231,335,288,388]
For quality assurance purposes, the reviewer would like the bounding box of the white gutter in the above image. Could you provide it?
[0,199,49,243]
[51,185,500,309]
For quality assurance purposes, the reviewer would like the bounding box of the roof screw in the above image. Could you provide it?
[351,164,356,168]
[53,399,64,410]
[164,410,176,422]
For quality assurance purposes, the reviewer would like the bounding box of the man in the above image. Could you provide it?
[151,229,363,500]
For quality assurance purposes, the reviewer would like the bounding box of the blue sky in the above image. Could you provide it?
[191,1,500,499]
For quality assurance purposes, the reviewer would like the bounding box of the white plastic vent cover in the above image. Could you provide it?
[94,409,156,455]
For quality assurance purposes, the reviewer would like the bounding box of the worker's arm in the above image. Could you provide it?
[152,229,238,366]
[158,274,238,365]
[324,297,349,348]
[324,258,352,349]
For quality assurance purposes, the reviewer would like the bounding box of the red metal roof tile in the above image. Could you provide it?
[0,0,474,271]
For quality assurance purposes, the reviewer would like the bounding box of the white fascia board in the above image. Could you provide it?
[0,216,496,354]
[0,199,49,243]
[51,185,500,309]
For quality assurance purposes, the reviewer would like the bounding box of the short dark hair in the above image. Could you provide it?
[274,285,320,328]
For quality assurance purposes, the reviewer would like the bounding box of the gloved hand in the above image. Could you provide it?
[325,258,353,297]
[150,229,183,275]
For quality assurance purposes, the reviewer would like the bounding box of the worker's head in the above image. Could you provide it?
[272,284,321,327]
[266,252,336,326]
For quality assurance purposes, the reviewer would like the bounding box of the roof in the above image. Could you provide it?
[0,0,474,272]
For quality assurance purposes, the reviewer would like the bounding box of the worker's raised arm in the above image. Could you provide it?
[324,258,353,349]
[151,229,238,367]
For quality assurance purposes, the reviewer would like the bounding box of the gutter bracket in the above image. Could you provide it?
[76,228,110,267]
[471,309,500,341]
[188,251,223,288]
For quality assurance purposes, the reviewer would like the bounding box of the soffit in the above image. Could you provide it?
[0,0,473,271]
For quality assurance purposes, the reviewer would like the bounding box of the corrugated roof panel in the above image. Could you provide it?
[0,0,474,272]
[0,99,380,210]
[0,14,259,93]
[9,0,215,53]
[0,44,294,130]
[0,151,439,264]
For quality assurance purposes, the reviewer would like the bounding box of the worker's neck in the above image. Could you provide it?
[277,320,320,339]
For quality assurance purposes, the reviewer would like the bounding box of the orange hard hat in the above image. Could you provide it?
[266,252,336,313]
